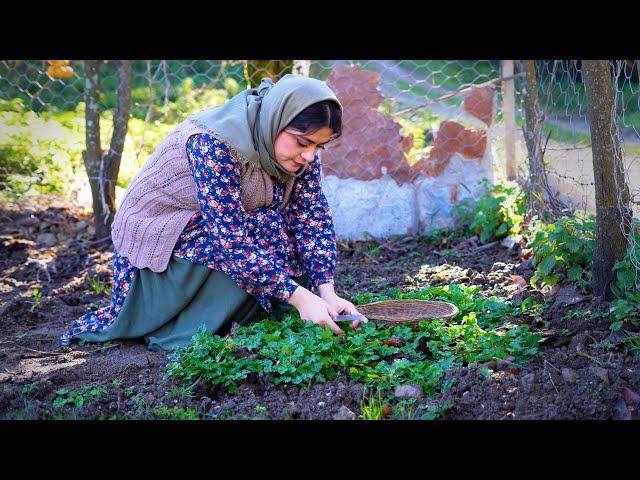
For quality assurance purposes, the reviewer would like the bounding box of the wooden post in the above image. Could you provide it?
[502,60,517,180]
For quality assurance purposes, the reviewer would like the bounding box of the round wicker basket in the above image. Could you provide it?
[357,299,459,326]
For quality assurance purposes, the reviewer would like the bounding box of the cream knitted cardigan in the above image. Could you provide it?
[111,119,295,273]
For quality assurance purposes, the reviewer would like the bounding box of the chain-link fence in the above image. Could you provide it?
[1,60,501,115]
[2,58,638,288]
[610,60,640,293]
[0,59,504,213]
[2,60,637,216]
[512,59,640,295]
[513,60,640,216]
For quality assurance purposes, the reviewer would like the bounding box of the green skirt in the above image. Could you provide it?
[76,255,307,352]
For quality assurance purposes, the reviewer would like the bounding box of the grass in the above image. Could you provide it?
[359,386,389,420]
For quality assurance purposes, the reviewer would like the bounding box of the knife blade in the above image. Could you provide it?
[334,314,366,322]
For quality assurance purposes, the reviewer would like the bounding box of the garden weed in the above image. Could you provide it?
[89,276,111,296]
[21,382,39,398]
[528,214,595,290]
[30,288,42,312]
[53,385,106,410]
[452,180,525,244]
[359,386,387,420]
[153,406,199,420]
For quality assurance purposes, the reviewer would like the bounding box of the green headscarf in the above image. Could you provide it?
[188,73,342,183]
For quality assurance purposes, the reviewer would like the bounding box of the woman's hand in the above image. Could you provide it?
[287,286,344,335]
[317,283,368,330]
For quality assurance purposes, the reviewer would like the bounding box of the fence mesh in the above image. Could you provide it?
[1,59,504,197]
[2,58,638,288]
[611,60,640,292]
[1,60,636,224]
[513,59,640,294]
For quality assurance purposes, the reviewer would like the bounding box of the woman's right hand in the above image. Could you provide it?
[287,286,344,335]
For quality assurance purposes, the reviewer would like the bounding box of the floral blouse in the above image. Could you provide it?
[60,132,338,347]
[172,133,337,312]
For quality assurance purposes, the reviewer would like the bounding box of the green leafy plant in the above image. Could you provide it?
[623,333,640,356]
[608,299,639,332]
[53,385,106,410]
[89,276,111,296]
[611,221,640,302]
[30,288,42,313]
[153,406,199,420]
[166,284,544,403]
[21,382,39,398]
[453,180,525,244]
[528,214,595,289]
[391,398,417,420]
[166,384,194,399]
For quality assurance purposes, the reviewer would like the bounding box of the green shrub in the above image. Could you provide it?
[611,221,640,302]
[453,180,526,243]
[0,73,241,199]
[0,100,85,198]
[528,214,595,290]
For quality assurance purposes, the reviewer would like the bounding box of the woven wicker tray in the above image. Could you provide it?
[356,299,459,326]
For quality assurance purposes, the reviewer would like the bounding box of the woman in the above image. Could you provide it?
[60,74,366,352]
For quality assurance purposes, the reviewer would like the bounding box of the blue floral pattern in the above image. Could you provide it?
[60,132,337,346]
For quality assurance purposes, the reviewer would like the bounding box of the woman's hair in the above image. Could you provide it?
[286,100,342,139]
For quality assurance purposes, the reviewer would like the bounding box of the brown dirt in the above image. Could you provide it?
[1,194,639,420]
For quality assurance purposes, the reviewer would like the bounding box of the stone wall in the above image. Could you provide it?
[320,65,496,239]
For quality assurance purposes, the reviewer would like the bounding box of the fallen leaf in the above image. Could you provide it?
[381,336,404,348]
[620,385,640,407]
[509,274,528,288]
[613,397,632,420]
[518,250,533,260]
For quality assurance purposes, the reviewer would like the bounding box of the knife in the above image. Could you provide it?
[334,314,367,322]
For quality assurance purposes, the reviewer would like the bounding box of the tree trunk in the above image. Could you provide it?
[244,60,293,88]
[83,60,132,242]
[83,60,107,240]
[521,60,547,214]
[583,60,632,298]
[104,60,132,215]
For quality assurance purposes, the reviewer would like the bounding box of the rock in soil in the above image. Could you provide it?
[613,396,632,420]
[589,366,610,384]
[520,373,536,393]
[394,383,424,400]
[332,405,356,420]
[561,368,577,384]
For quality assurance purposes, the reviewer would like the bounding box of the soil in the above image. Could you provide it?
[1,194,639,420]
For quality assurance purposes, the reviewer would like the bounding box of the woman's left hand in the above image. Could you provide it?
[317,285,368,330]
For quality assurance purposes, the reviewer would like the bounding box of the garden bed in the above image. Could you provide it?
[1,194,639,420]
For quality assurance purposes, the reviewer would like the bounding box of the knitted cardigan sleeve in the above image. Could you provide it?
[186,133,300,311]
[283,152,337,289]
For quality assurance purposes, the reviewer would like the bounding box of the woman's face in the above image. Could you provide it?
[274,126,334,173]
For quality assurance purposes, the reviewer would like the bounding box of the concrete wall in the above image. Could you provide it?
[320,64,496,239]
